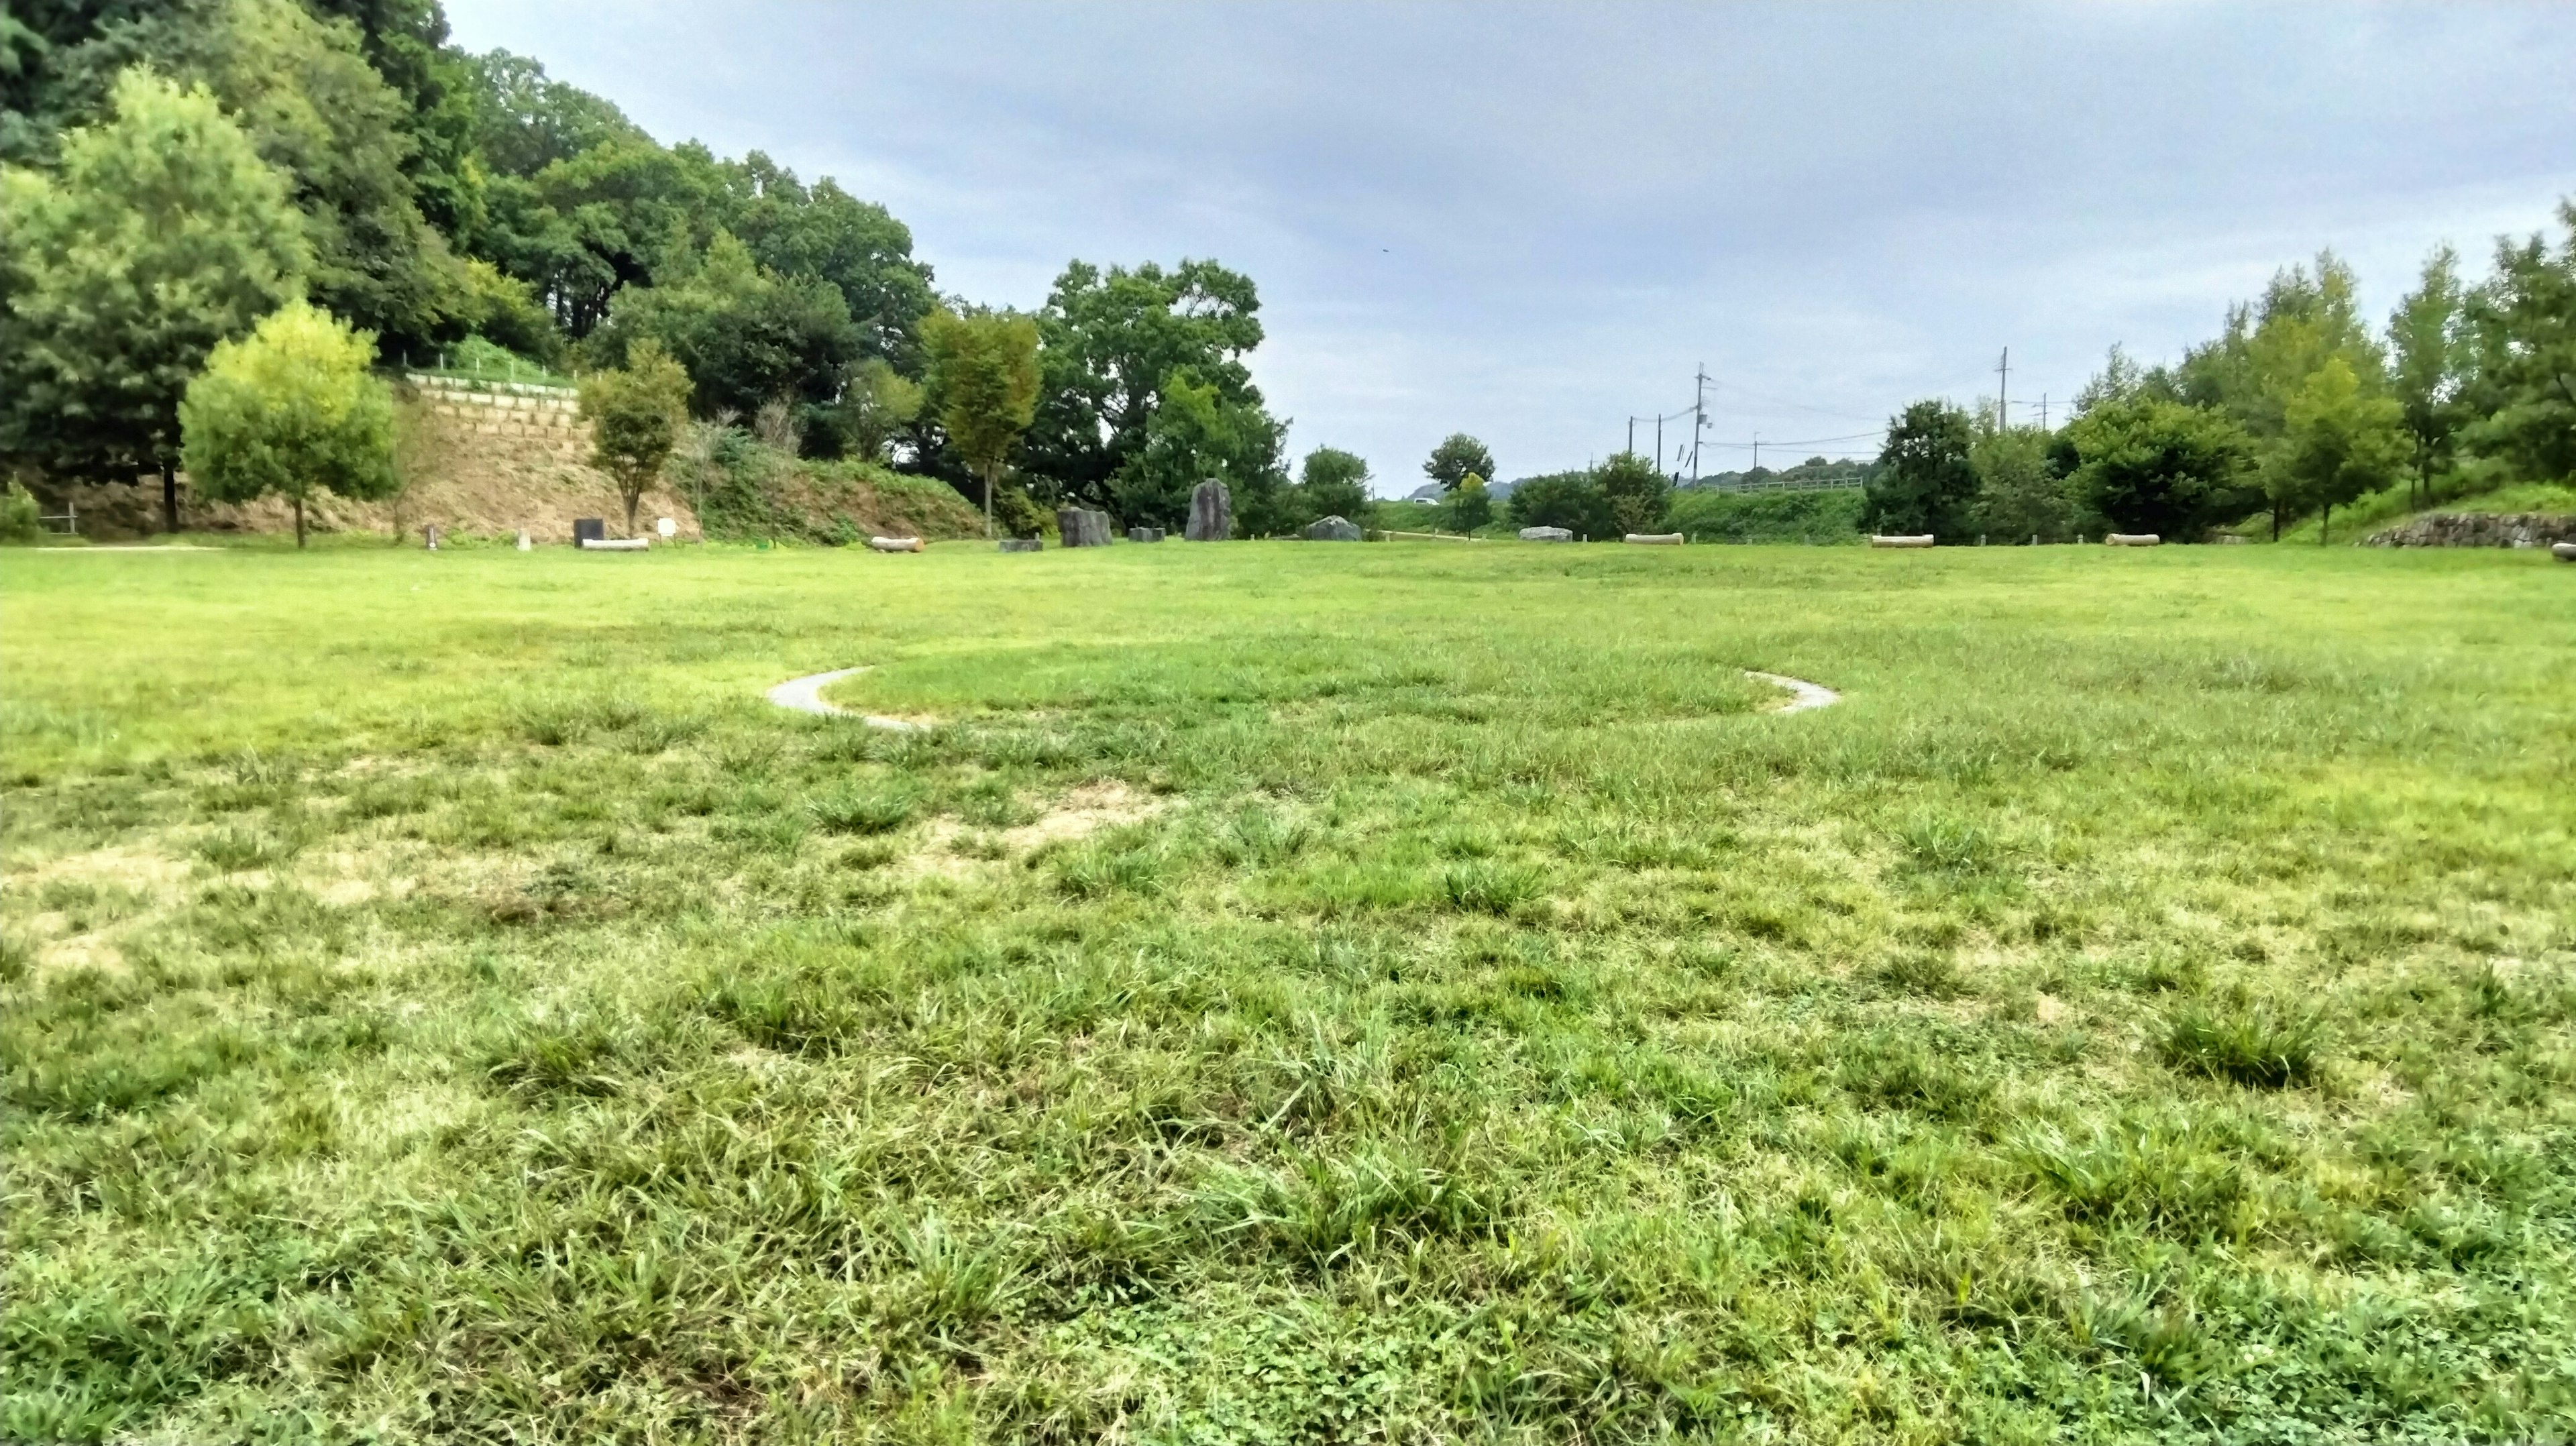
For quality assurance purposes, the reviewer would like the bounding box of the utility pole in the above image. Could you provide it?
[1691,363,1709,483]
[1751,432,1760,472]
[1627,416,1635,455]
[1655,412,1663,471]
[1995,347,2010,431]
[2038,392,2049,431]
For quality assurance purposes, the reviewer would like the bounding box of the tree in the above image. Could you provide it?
[1424,433,1496,493]
[1970,426,2078,542]
[0,66,307,532]
[1593,452,1669,535]
[1442,474,1495,532]
[1862,401,1980,539]
[1297,447,1372,524]
[1109,368,1286,533]
[2276,357,2407,543]
[588,231,860,429]
[922,307,1040,538]
[1022,258,1269,510]
[578,336,690,533]
[180,300,397,547]
[1506,469,1619,539]
[828,357,923,463]
[2062,396,2253,540]
[2459,203,2576,488]
[2387,245,2472,507]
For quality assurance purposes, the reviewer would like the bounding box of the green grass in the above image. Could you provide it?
[4,541,2574,1443]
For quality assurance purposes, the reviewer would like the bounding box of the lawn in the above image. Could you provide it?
[4,540,2573,1444]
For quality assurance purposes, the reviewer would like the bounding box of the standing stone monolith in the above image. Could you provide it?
[1185,480,1232,541]
[1056,507,1113,547]
[1303,514,1362,541]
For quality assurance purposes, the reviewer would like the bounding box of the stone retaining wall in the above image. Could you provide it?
[2363,512,2576,549]
[404,374,589,461]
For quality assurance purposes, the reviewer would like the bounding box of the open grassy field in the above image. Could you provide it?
[5,539,2573,1444]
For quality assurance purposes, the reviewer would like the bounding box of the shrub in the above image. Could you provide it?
[1665,486,1866,543]
[0,484,40,544]
[179,300,397,547]
[578,338,692,535]
[1505,469,1619,539]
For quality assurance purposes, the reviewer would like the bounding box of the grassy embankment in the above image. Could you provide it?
[4,541,2573,1442]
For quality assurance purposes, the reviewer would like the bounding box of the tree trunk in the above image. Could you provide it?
[2318,504,2329,545]
[2271,507,2281,542]
[983,464,996,539]
[294,496,306,549]
[160,460,178,535]
[624,488,639,536]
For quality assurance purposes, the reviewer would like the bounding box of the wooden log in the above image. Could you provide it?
[2105,533,2161,547]
[2553,542,2576,562]
[1870,535,1936,549]
[867,535,924,553]
[1624,532,1684,545]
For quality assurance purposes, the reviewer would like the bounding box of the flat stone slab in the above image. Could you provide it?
[1519,526,1572,543]
[1870,535,1936,549]
[1625,533,1683,545]
[1128,526,1165,543]
[999,538,1042,553]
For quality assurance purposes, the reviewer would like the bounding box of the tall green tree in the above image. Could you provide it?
[180,298,396,546]
[2459,203,2576,488]
[1862,401,1979,539]
[2387,245,2473,507]
[0,66,307,531]
[578,335,691,534]
[922,307,1041,538]
[1022,258,1269,510]
[2277,357,2407,543]
[2062,397,2253,541]
[1593,452,1670,534]
[1110,370,1286,533]
[588,231,860,427]
[1424,433,1496,492]
[1970,425,2078,542]
[1297,446,1372,524]
[1505,469,1618,539]
[828,357,924,463]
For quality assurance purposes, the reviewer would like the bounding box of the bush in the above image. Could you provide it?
[1664,487,1866,543]
[0,484,40,545]
[1505,470,1619,539]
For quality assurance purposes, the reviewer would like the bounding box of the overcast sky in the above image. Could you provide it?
[446,1,2573,492]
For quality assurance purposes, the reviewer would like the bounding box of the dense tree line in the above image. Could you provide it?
[1865,221,2576,543]
[0,0,1350,537]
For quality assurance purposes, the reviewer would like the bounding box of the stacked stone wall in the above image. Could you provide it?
[404,374,591,463]
[2363,512,2576,548]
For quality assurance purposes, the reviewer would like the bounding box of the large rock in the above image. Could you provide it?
[1518,526,1572,543]
[1185,480,1232,541]
[1056,507,1114,547]
[2365,512,2576,548]
[998,537,1042,553]
[1127,526,1165,543]
[1303,514,1362,541]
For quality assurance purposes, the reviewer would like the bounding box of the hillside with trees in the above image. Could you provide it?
[0,0,1324,541]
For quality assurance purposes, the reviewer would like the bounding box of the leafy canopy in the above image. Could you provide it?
[922,307,1041,531]
[0,66,307,481]
[1424,433,1495,493]
[1593,452,1670,535]
[179,299,396,545]
[1862,400,1979,539]
[2062,396,2253,539]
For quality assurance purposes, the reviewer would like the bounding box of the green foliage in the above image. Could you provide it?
[1438,474,1495,532]
[179,300,396,547]
[0,482,41,544]
[1863,400,1980,539]
[2460,202,2576,488]
[1423,432,1495,492]
[826,357,924,463]
[588,231,860,425]
[1024,258,1271,511]
[686,427,983,545]
[0,67,307,484]
[1110,368,1284,533]
[462,47,645,179]
[1593,452,1670,535]
[577,337,690,532]
[2063,396,2255,540]
[1293,445,1372,529]
[2275,357,2408,541]
[922,307,1041,532]
[2387,245,2473,504]
[1663,486,1866,542]
[1970,425,2080,541]
[1505,469,1619,538]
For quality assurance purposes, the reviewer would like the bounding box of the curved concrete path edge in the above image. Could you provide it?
[770,665,1840,726]
[764,667,924,732]
[1745,670,1840,713]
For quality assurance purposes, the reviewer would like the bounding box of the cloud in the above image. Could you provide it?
[447,1,2575,486]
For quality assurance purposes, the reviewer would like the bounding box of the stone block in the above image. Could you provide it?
[1186,480,1232,541]
[1303,514,1363,541]
[1519,526,1572,542]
